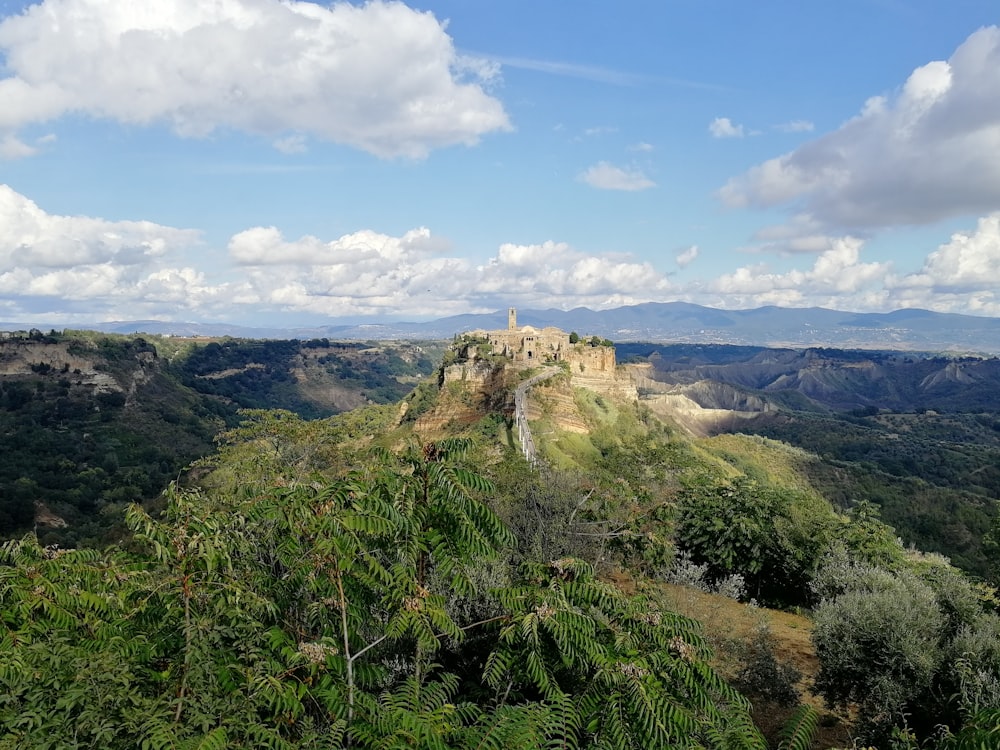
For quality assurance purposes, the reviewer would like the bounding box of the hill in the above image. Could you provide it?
[4,331,1000,748]
[0,330,442,544]
[623,343,1000,577]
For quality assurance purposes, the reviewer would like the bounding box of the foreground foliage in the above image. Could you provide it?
[0,438,767,749]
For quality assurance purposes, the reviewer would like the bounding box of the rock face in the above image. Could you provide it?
[523,374,590,435]
[425,342,636,446]
[413,360,512,436]
[0,339,124,392]
[441,359,497,387]
[629,363,768,436]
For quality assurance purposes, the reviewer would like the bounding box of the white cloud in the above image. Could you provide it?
[719,26,1000,230]
[675,245,699,267]
[0,185,200,270]
[10,181,1000,322]
[0,184,220,318]
[775,120,815,133]
[709,117,744,138]
[747,216,843,255]
[578,161,655,191]
[491,56,645,87]
[0,184,680,322]
[273,134,308,155]
[228,226,437,268]
[628,142,654,152]
[226,230,674,317]
[708,237,890,307]
[0,0,510,159]
[0,134,37,158]
[894,213,1000,294]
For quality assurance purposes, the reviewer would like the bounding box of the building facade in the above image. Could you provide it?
[486,308,572,363]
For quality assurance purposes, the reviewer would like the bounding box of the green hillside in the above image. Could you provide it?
[3,335,1000,748]
[625,343,1000,579]
[0,331,443,545]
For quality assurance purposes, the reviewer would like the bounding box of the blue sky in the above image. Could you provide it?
[1,0,999,326]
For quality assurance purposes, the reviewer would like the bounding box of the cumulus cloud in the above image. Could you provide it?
[0,0,510,159]
[707,237,890,307]
[0,184,680,322]
[0,184,221,318]
[709,117,744,138]
[0,185,200,270]
[687,214,1000,316]
[895,213,1000,294]
[578,161,655,191]
[226,229,674,317]
[718,26,1000,230]
[675,245,699,267]
[10,181,1000,322]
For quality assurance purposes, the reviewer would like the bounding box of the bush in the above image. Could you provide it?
[733,624,801,707]
[674,478,835,605]
[810,549,1000,742]
[812,567,945,739]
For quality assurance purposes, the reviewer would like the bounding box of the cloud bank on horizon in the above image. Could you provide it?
[1,0,1000,326]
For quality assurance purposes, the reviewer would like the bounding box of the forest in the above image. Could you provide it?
[0,331,443,547]
[2,333,1000,748]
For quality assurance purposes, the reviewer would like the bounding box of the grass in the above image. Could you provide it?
[655,581,854,749]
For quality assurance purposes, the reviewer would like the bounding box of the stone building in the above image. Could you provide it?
[485,308,572,363]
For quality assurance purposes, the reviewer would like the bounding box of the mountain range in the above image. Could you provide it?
[6,302,1000,353]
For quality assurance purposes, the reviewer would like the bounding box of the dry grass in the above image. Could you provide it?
[658,583,855,750]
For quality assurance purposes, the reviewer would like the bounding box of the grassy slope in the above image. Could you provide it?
[660,583,853,750]
[521,382,870,746]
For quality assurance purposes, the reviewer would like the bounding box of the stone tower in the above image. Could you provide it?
[508,307,517,331]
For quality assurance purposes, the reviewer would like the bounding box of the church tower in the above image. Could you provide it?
[508,307,517,331]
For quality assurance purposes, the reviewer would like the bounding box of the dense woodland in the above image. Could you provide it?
[2,333,1000,748]
[623,343,1000,580]
[0,331,443,546]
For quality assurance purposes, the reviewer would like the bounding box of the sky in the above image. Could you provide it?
[1,0,1000,327]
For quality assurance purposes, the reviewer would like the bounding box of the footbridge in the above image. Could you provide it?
[512,366,561,466]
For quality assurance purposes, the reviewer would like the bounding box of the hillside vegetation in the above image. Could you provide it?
[0,330,443,545]
[3,334,1000,748]
[625,343,1000,578]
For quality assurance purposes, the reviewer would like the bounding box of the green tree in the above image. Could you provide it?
[487,557,766,748]
[674,478,835,604]
[811,551,1000,744]
[0,438,771,749]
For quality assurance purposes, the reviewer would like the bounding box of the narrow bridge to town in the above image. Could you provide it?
[512,366,561,466]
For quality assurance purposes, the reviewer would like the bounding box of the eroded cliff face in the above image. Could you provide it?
[628,362,770,437]
[412,360,513,436]
[0,339,130,392]
[418,347,637,440]
[570,351,638,403]
[523,376,590,435]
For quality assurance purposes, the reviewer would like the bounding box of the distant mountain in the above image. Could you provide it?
[7,302,1000,352]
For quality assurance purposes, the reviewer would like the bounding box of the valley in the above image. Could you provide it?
[2,329,1000,748]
